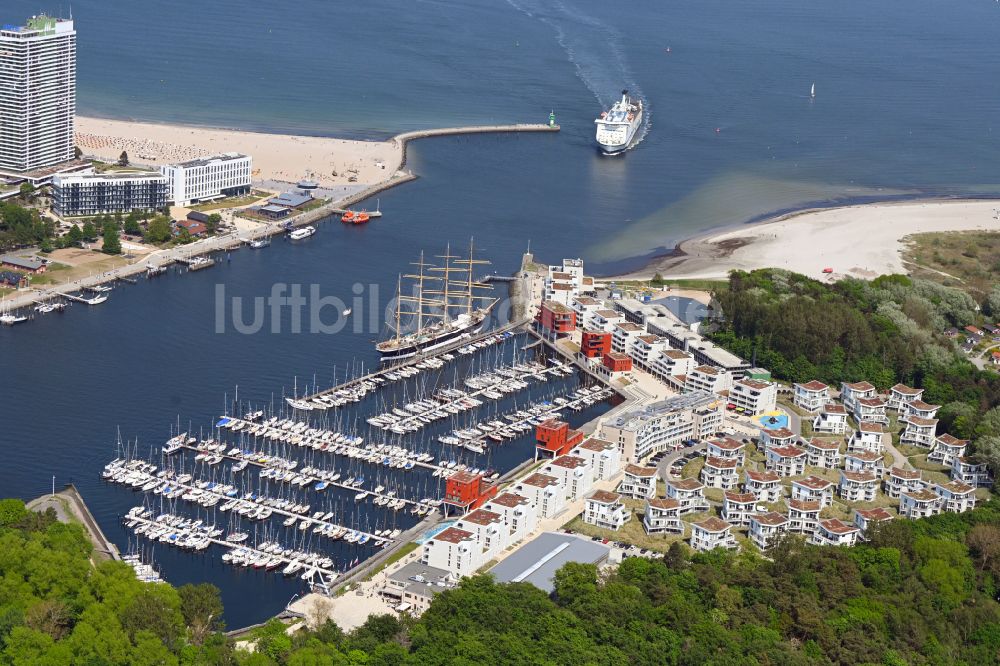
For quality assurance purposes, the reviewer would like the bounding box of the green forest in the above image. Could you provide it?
[710,269,1000,476]
[2,496,999,665]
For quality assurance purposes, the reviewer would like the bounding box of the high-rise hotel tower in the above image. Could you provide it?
[0,15,76,173]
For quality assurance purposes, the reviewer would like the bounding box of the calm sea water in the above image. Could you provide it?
[3,0,1000,625]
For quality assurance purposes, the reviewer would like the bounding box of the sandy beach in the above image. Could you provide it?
[75,116,403,187]
[621,199,1000,281]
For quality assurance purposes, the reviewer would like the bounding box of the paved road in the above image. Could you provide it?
[656,442,707,484]
[881,436,909,470]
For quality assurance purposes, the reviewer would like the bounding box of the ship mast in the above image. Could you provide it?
[392,274,402,343]
[400,252,444,335]
[453,237,493,313]
[428,244,461,322]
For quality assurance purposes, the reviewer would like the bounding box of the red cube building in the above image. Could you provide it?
[581,330,612,358]
[443,471,498,515]
[602,352,632,373]
[535,418,584,459]
[536,300,577,339]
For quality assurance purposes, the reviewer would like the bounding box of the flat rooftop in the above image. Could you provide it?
[168,152,249,169]
[489,532,610,593]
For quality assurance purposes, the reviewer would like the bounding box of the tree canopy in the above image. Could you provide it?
[1,495,999,665]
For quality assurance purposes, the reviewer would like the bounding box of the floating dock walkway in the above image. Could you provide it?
[124,513,341,579]
[109,467,385,544]
[176,443,426,509]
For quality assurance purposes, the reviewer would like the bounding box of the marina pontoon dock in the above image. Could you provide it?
[106,460,388,545]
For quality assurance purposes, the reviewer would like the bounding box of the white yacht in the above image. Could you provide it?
[289,226,316,240]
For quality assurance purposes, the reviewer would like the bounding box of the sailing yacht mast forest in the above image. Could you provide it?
[377,239,498,362]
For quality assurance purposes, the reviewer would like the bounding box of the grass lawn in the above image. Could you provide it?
[704,488,725,504]
[299,197,330,212]
[29,257,127,287]
[563,504,683,553]
[908,453,949,475]
[190,192,269,211]
[681,457,705,480]
[362,542,419,582]
[612,278,728,293]
[903,230,1000,296]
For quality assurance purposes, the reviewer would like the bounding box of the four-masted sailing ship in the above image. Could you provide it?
[377,239,498,362]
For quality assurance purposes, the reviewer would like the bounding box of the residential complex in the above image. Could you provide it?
[51,172,168,216]
[598,391,724,463]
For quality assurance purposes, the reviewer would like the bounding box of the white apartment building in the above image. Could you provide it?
[571,438,622,481]
[840,381,876,412]
[887,384,923,412]
[812,404,848,435]
[650,349,696,384]
[588,309,625,332]
[811,519,860,547]
[542,455,594,502]
[161,152,252,206]
[571,296,602,322]
[899,489,942,519]
[951,458,994,488]
[902,399,940,420]
[749,512,789,551]
[421,527,483,577]
[664,477,709,514]
[760,427,797,451]
[847,422,886,453]
[684,365,733,395]
[853,507,893,535]
[805,438,841,469]
[899,415,938,448]
[611,322,644,354]
[513,473,566,519]
[701,456,740,489]
[599,391,724,463]
[729,378,777,414]
[884,467,923,499]
[839,470,879,502]
[618,464,657,499]
[853,397,889,425]
[643,498,683,534]
[454,509,509,561]
[928,434,968,466]
[584,490,630,530]
[706,437,746,465]
[483,493,538,545]
[628,334,667,371]
[543,258,588,305]
[721,491,757,526]
[793,380,830,412]
[690,517,738,552]
[787,499,821,535]
[0,16,76,173]
[744,469,783,503]
[843,451,885,476]
[765,445,806,477]
[791,476,834,507]
[934,480,977,513]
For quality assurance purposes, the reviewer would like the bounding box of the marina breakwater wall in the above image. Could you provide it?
[27,484,120,562]
[392,123,560,170]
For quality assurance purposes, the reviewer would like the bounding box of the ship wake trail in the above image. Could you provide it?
[505,0,650,142]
